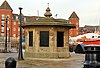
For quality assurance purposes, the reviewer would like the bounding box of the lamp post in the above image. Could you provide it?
[4,16,8,52]
[18,7,24,60]
[8,27,10,42]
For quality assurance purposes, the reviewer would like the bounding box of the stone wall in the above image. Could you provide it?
[24,26,70,58]
[25,47,69,58]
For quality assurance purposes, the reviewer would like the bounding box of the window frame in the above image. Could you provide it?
[40,31,49,47]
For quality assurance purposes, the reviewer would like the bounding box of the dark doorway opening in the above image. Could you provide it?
[57,32,64,47]
[29,31,33,46]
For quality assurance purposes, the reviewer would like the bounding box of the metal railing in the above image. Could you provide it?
[0,42,19,52]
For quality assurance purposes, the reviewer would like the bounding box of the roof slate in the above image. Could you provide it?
[22,17,76,28]
[69,11,79,19]
[0,0,13,11]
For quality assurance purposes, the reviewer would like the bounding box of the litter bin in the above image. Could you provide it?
[69,45,74,52]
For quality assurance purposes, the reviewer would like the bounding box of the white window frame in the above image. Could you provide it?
[1,21,5,26]
[24,17,26,22]
[14,28,16,31]
[1,27,4,32]
[1,33,4,37]
[13,34,16,37]
[1,14,5,20]
[14,22,16,25]
[16,16,18,20]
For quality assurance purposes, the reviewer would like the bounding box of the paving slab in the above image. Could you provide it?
[0,52,85,68]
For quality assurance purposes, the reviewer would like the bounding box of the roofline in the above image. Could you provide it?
[22,22,76,28]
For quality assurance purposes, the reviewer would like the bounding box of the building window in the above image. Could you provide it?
[69,22,71,24]
[14,28,16,31]
[13,34,16,37]
[1,21,5,26]
[1,14,5,20]
[14,22,16,25]
[24,18,26,22]
[1,27,4,29]
[16,16,18,20]
[7,27,9,31]
[7,15,10,18]
[1,33,4,37]
[57,32,64,47]
[1,27,4,32]
[29,31,33,46]
[1,29,4,33]
[40,31,49,47]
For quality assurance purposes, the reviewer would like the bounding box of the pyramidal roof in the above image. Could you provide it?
[69,11,79,19]
[0,0,13,11]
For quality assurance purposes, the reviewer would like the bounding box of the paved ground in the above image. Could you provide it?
[0,52,85,68]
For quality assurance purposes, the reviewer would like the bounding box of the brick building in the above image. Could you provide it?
[79,25,100,35]
[0,1,30,40]
[0,0,79,40]
[0,0,12,37]
[69,11,79,37]
[0,0,21,39]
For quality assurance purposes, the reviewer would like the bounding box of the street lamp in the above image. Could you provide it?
[18,7,24,60]
[7,27,10,42]
[4,16,8,52]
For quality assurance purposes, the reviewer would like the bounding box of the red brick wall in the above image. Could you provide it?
[0,10,12,37]
[0,9,20,37]
[69,18,79,37]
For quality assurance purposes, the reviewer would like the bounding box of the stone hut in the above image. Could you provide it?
[22,6,75,58]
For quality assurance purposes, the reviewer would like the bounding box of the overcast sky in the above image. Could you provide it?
[0,0,100,27]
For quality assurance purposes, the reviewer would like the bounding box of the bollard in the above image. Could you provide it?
[75,44,100,68]
[5,57,17,68]
[69,45,73,52]
[83,45,100,68]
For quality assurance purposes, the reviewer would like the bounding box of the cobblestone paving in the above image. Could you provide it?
[0,52,85,68]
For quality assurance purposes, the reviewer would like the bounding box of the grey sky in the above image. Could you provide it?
[0,0,100,27]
